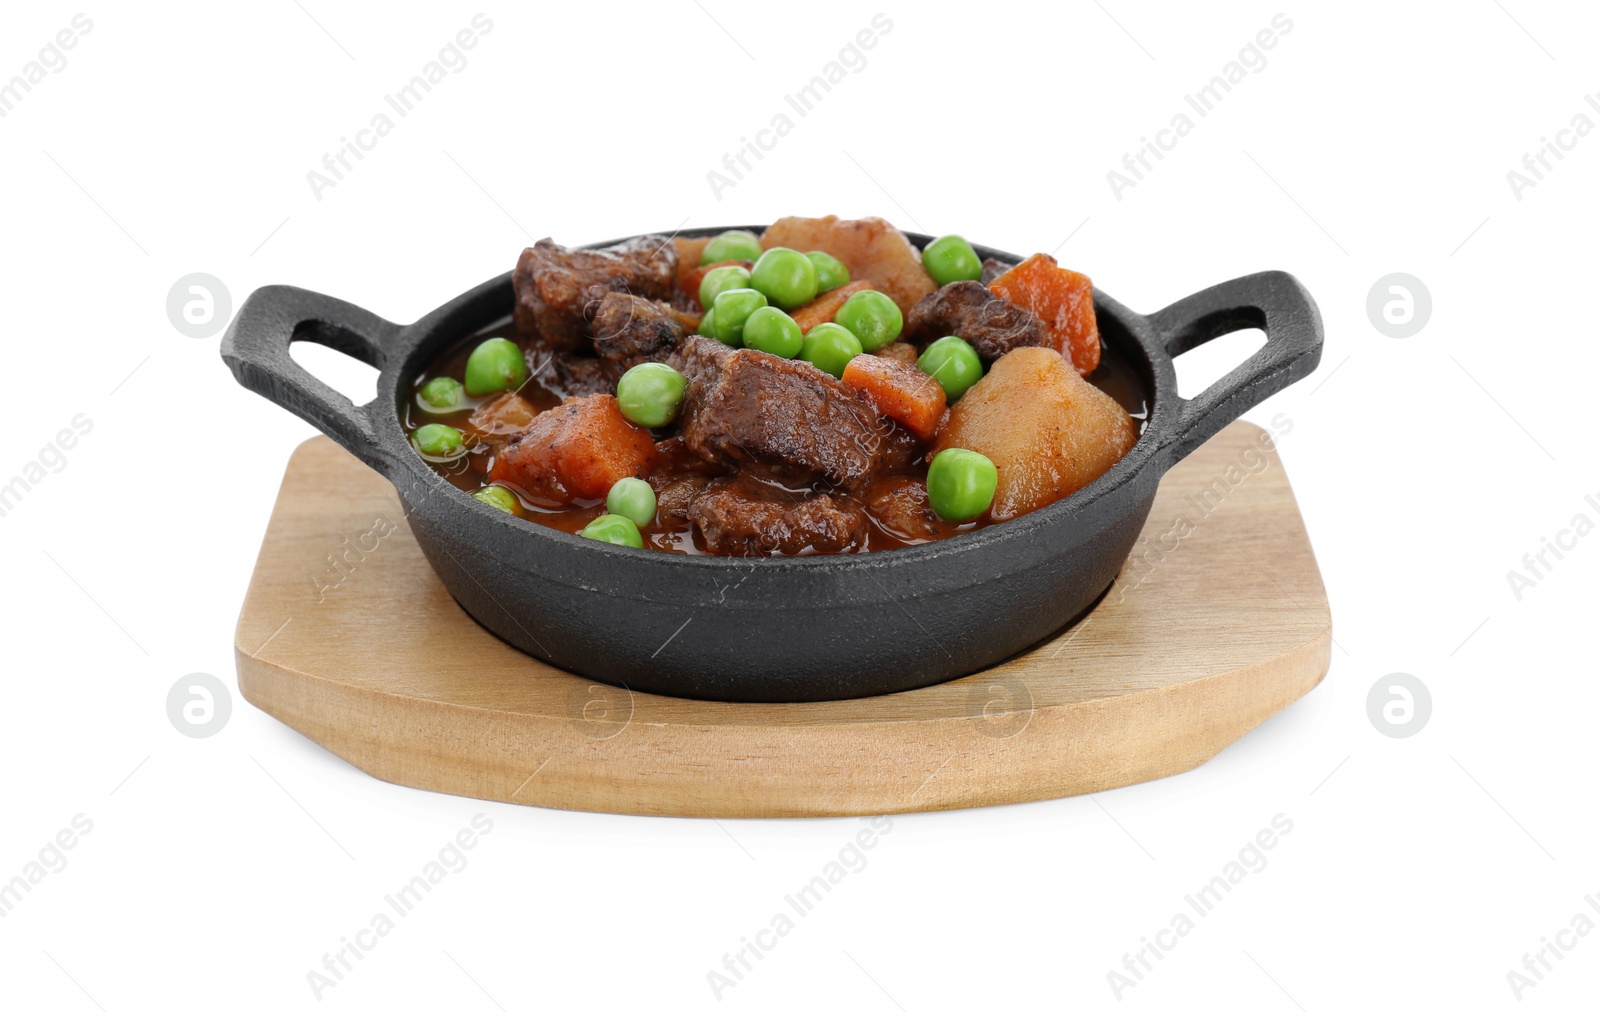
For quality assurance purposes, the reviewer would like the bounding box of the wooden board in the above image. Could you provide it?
[234,423,1329,817]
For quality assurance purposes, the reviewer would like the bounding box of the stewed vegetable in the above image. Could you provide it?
[403,214,1144,556]
[841,355,946,441]
[412,423,465,459]
[921,234,983,286]
[710,288,768,346]
[806,251,850,293]
[581,513,643,547]
[926,448,998,521]
[741,306,803,359]
[749,247,819,310]
[472,485,518,513]
[616,363,687,428]
[700,229,762,265]
[698,265,752,310]
[418,376,465,412]
[464,337,527,396]
[917,335,983,400]
[605,477,657,527]
[833,289,903,351]
[798,322,862,379]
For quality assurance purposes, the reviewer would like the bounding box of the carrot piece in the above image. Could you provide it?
[988,253,1101,376]
[841,354,947,442]
[790,279,874,334]
[488,394,656,503]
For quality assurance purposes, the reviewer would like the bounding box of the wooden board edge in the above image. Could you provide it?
[233,626,1331,819]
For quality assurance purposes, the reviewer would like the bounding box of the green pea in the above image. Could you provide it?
[917,335,984,401]
[698,307,717,337]
[711,288,769,346]
[921,234,983,286]
[616,362,687,428]
[472,485,518,514]
[926,448,997,522]
[699,265,752,310]
[416,376,465,413]
[833,289,903,351]
[605,477,657,527]
[749,247,819,310]
[700,230,763,265]
[806,251,850,293]
[580,513,643,548]
[412,423,465,460]
[464,337,528,396]
[740,306,804,359]
[799,322,863,379]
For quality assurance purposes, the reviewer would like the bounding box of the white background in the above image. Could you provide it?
[2,1,1596,1008]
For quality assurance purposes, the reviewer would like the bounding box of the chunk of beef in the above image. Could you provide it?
[688,476,868,556]
[670,336,889,490]
[543,351,618,399]
[670,331,734,389]
[649,473,712,522]
[904,281,1049,363]
[651,435,732,477]
[590,293,688,367]
[864,476,948,543]
[877,421,927,474]
[980,257,1013,285]
[647,437,729,522]
[488,394,655,504]
[512,236,678,352]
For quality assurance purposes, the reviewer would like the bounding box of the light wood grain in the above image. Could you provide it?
[234,422,1329,817]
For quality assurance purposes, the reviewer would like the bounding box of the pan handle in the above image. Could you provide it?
[221,285,401,472]
[1147,270,1323,462]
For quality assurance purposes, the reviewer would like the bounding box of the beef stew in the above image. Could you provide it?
[404,216,1147,556]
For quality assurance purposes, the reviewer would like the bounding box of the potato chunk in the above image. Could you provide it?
[932,347,1138,520]
[465,391,540,445]
[761,215,936,315]
[488,394,656,504]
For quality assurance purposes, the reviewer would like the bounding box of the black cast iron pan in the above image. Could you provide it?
[222,227,1322,703]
